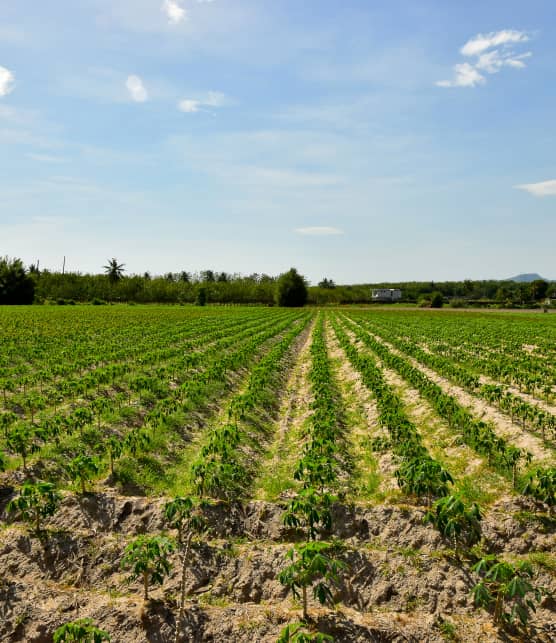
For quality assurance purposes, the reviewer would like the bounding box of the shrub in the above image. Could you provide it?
[430,291,444,308]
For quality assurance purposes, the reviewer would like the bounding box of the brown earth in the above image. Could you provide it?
[1,489,554,642]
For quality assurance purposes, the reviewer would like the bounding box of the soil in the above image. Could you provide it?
[1,490,554,642]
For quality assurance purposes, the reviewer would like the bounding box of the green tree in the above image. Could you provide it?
[0,256,35,304]
[8,481,61,533]
[317,278,335,289]
[103,258,125,284]
[276,268,308,307]
[530,279,548,301]
[53,619,110,642]
[196,286,207,306]
[121,535,174,600]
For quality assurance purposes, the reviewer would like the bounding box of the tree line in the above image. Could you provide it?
[1,256,553,307]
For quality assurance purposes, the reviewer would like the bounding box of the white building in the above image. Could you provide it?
[371,288,402,302]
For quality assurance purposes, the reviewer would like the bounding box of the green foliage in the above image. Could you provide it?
[283,488,335,541]
[277,623,334,642]
[65,455,100,494]
[276,268,308,308]
[6,423,41,469]
[103,259,125,284]
[8,481,61,533]
[396,457,454,504]
[121,535,174,600]
[522,468,555,507]
[430,291,444,308]
[424,494,482,552]
[196,286,207,306]
[53,618,110,642]
[529,279,548,301]
[472,556,548,628]
[164,496,207,544]
[0,256,35,305]
[278,541,346,620]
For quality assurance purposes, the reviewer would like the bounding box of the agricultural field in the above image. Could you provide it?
[0,305,555,642]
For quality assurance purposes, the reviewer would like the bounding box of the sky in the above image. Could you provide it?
[1,0,555,284]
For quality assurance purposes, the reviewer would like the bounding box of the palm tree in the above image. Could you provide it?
[103,258,125,283]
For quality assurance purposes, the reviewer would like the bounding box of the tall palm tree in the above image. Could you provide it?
[103,258,125,283]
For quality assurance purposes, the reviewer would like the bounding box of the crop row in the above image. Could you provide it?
[331,316,454,505]
[349,314,556,444]
[342,314,555,506]
[190,314,311,500]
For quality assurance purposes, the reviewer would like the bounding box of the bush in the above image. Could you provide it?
[275,268,308,307]
[0,257,35,305]
[91,298,107,306]
[430,292,444,308]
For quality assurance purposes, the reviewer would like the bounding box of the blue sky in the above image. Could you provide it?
[1,0,555,283]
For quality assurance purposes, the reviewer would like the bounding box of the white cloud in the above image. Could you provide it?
[178,98,201,113]
[0,65,15,97]
[515,179,556,197]
[460,30,529,57]
[437,29,531,89]
[162,0,187,24]
[436,63,485,88]
[126,75,148,102]
[178,91,228,113]
[295,226,344,236]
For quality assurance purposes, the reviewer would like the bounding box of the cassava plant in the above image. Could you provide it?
[7,481,61,534]
[472,556,549,628]
[121,535,174,601]
[65,455,100,494]
[53,618,110,642]
[278,541,346,621]
[277,622,333,642]
[424,494,482,556]
[164,496,207,643]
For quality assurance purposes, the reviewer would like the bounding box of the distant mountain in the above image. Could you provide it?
[506,273,549,283]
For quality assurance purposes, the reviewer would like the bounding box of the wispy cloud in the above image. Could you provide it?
[27,153,67,163]
[126,75,148,102]
[295,226,344,236]
[460,30,529,57]
[437,29,531,88]
[515,179,556,197]
[162,1,187,25]
[0,65,15,96]
[178,91,228,113]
